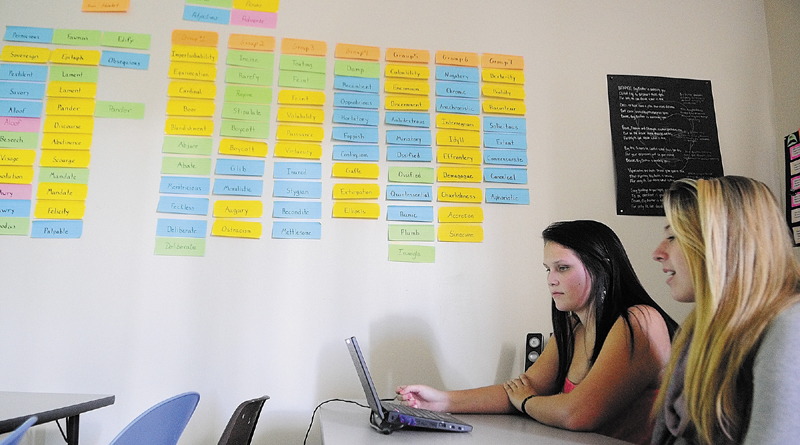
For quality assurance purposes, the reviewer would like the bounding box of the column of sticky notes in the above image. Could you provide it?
[331,44,381,221]
[210,34,275,240]
[434,51,484,244]
[383,48,435,263]
[481,54,529,206]
[272,38,326,239]
[156,30,219,256]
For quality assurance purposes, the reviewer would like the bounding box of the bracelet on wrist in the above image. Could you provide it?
[520,394,535,414]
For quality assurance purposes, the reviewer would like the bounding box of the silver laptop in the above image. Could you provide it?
[345,336,473,434]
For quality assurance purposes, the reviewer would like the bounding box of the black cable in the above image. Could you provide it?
[54,419,68,443]
[302,398,394,445]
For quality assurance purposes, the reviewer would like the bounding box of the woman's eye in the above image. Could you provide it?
[558,266,569,272]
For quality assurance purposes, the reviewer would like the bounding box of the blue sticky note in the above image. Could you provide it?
[387,205,434,222]
[435,81,480,98]
[212,178,264,196]
[483,133,527,149]
[484,149,528,166]
[272,221,321,239]
[273,162,322,179]
[0,100,43,118]
[385,112,430,128]
[332,126,379,143]
[386,145,432,162]
[484,168,528,184]
[386,130,431,146]
[159,176,210,195]
[386,185,433,202]
[332,109,379,126]
[333,92,379,109]
[31,220,82,238]
[0,81,46,100]
[435,66,479,83]
[334,75,379,93]
[436,98,480,115]
[215,159,265,177]
[484,116,526,134]
[183,5,231,24]
[0,200,31,217]
[157,196,210,215]
[156,218,207,238]
[4,26,54,44]
[273,180,322,199]
[273,201,322,219]
[485,188,530,205]
[100,51,150,70]
[0,64,48,82]
[333,145,379,161]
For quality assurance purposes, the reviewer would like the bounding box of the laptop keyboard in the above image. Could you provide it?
[383,401,462,422]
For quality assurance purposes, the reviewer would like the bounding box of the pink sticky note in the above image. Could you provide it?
[0,183,32,200]
[0,117,41,133]
[230,9,277,28]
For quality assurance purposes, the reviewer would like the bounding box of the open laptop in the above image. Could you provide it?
[345,336,473,434]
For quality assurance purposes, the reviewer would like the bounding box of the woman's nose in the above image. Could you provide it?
[652,242,666,262]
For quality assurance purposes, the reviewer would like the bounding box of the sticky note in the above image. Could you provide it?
[212,220,262,238]
[0,217,29,235]
[438,206,483,223]
[52,29,102,46]
[221,102,269,121]
[213,199,263,218]
[219,120,270,139]
[170,45,219,64]
[438,224,483,242]
[332,202,379,219]
[37,182,88,201]
[332,163,379,179]
[436,81,479,98]
[0,100,42,118]
[388,166,434,183]
[485,188,530,204]
[82,0,130,12]
[389,244,435,263]
[332,109,378,126]
[437,148,481,165]
[388,224,435,242]
[42,116,94,134]
[277,89,325,105]
[162,136,212,155]
[1,184,31,199]
[484,168,528,184]
[0,64,48,82]
[335,43,380,61]
[273,201,321,219]
[156,219,207,238]
[482,68,525,84]
[436,51,479,67]
[332,145,379,162]
[227,49,274,69]
[333,76,379,93]
[39,150,91,168]
[0,81,46,100]
[161,156,212,175]
[484,116,526,133]
[385,95,429,111]
[386,146,432,162]
[437,113,479,131]
[386,130,431,146]
[47,81,97,98]
[46,98,96,116]
[0,117,40,133]
[281,38,327,57]
[385,112,430,128]
[224,85,272,103]
[436,66,479,83]
[483,99,526,115]
[101,32,151,50]
[276,125,324,142]
[93,101,145,119]
[385,80,430,96]
[34,199,85,219]
[273,142,322,159]
[50,66,99,83]
[41,133,92,150]
[0,131,38,148]
[273,180,321,199]
[482,84,525,100]
[385,64,430,80]
[272,221,321,239]
[385,185,433,202]
[230,9,278,28]
[186,0,232,8]
[273,162,322,179]
[481,53,524,70]
[154,237,206,256]
[159,176,210,195]
[167,81,216,100]
[332,183,380,200]
[436,130,481,147]
[171,30,219,48]
[437,166,482,183]
[277,71,326,90]
[169,62,216,81]
[156,196,210,215]
[0,46,50,64]
[484,133,527,150]
[215,158,265,176]
[225,67,272,85]
[438,186,482,203]
[219,138,268,157]
[229,34,275,51]
[280,54,326,73]
[0,166,34,183]
[183,5,232,25]
[4,27,54,44]
[335,92,379,109]
[40,167,89,184]
[0,200,30,219]
[277,107,324,124]
[31,220,82,238]
[331,127,378,143]
[212,178,263,196]
[386,205,434,222]
[334,60,380,78]
[0,149,35,166]
[484,149,528,166]
[50,49,101,66]
[167,99,215,117]
[437,98,480,115]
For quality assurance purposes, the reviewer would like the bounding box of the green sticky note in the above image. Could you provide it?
[155,237,206,256]
[388,225,435,242]
[220,120,270,139]
[161,156,212,175]
[225,67,273,86]
[185,0,233,7]
[334,60,380,79]
[278,71,326,90]
[101,32,152,50]
[39,167,90,184]
[50,66,99,83]
[227,50,274,69]
[389,244,435,263]
[221,103,270,122]
[162,136,213,155]
[388,166,435,184]
[0,217,29,236]
[279,55,327,74]
[0,132,38,149]
[94,101,145,119]
[52,29,102,46]
[224,85,272,104]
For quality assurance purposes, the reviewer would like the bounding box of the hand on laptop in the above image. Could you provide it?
[395,385,450,412]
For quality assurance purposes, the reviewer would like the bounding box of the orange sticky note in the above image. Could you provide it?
[171,30,219,48]
[82,0,130,12]
[281,38,327,56]
[386,48,430,64]
[335,43,380,61]
[481,53,524,70]
[436,51,479,67]
[229,34,275,52]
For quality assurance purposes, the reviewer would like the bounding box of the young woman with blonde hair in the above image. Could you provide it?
[652,176,800,444]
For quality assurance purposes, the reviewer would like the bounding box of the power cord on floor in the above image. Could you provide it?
[303,399,370,445]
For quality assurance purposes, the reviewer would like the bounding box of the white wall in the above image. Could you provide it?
[0,1,779,444]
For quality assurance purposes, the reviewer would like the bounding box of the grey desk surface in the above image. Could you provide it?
[0,391,115,433]
[320,402,629,445]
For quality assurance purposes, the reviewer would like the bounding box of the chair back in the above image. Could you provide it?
[217,395,269,445]
[0,417,37,445]
[109,392,200,445]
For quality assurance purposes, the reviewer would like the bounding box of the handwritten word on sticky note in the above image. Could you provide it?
[166,97,214,117]
[52,29,102,46]
[157,196,209,215]
[101,51,150,70]
[332,202,379,219]
[156,219,207,238]
[0,217,29,235]
[389,244,435,263]
[213,199,263,218]
[37,182,88,201]
[40,167,89,184]
[437,148,482,166]
[102,32,151,50]
[171,45,218,64]
[386,185,433,202]
[387,166,435,184]
[183,5,231,25]
[230,9,278,28]
[335,43,380,61]
[39,150,91,168]
[385,96,429,111]
[0,183,31,200]
[387,205,434,222]
[221,102,269,121]
[437,166,482,183]
[485,188,530,204]
[47,81,97,98]
[333,183,380,199]
[229,34,275,51]
[167,81,216,99]
[273,201,321,219]
[0,131,38,149]
[272,221,321,239]
[162,136,212,155]
[50,49,101,66]
[50,66,99,83]
[220,138,268,157]
[0,166,34,183]
[276,125,324,142]
[212,220,262,238]
[46,98,96,116]
[273,142,321,159]
[172,30,219,48]
[277,89,324,105]
[95,101,145,119]
[1,46,50,64]
[332,163,379,179]
[281,38,327,56]
[34,199,85,219]
[82,0,130,12]
[436,129,481,148]
[436,51,479,67]
[41,133,92,150]
[42,116,95,134]
[4,27,54,44]
[385,80,430,96]
[438,224,483,242]
[0,149,35,166]
[154,237,206,256]
[31,220,82,238]
[388,224,435,242]
[438,186,482,203]
[438,206,483,223]
[161,156,212,175]
[483,100,526,115]
[386,48,430,64]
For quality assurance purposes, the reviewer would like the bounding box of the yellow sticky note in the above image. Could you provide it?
[211,220,262,239]
[438,206,484,223]
[233,0,280,13]
[385,63,430,80]
[482,84,525,100]
[0,45,50,63]
[436,114,480,131]
[332,202,380,219]
[281,38,327,57]
[165,118,214,136]
[170,45,218,64]
[171,30,219,48]
[40,150,91,168]
[438,224,484,242]
[277,107,325,124]
[333,183,380,199]
[276,125,324,142]
[168,62,217,81]
[168,81,217,99]
[273,142,322,159]
[385,96,430,111]
[45,98,96,116]
[47,81,97,98]
[0,149,36,166]
[437,166,482,183]
[482,68,525,85]
[50,49,101,66]
[438,186,482,203]
[483,100,526,115]
[435,51,479,67]
[277,89,325,105]
[34,200,85,219]
[332,163,379,179]
[436,130,481,148]
[481,53,524,70]
[384,80,430,96]
[166,99,215,117]
[219,138,268,157]
[43,116,95,134]
[82,0,130,12]
[41,133,92,150]
[37,182,88,201]
[213,200,263,218]
[385,48,430,64]
[229,34,275,52]
[0,166,34,184]
[437,148,482,165]
[335,43,380,61]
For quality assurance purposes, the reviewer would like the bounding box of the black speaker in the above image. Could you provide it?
[525,333,543,370]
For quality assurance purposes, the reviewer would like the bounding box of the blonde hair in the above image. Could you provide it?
[656,176,800,443]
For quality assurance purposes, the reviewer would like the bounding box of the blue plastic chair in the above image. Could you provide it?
[0,416,37,445]
[109,392,200,445]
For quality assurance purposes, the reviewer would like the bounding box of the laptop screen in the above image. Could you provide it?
[345,336,386,420]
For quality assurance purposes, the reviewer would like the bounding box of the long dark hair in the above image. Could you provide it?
[542,220,678,389]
